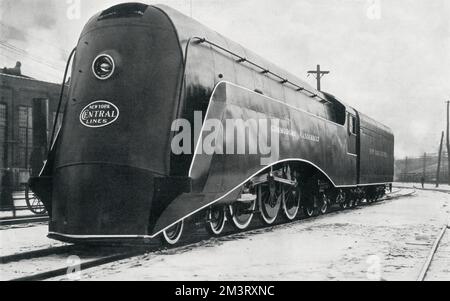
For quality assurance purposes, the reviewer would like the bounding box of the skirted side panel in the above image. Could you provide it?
[151,82,355,235]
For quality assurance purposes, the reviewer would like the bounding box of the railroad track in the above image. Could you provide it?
[0,215,49,227]
[1,244,159,281]
[1,189,415,281]
[393,185,450,194]
[10,250,150,281]
[417,220,450,281]
[384,189,416,200]
[0,245,76,264]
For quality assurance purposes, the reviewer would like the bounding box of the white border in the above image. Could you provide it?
[48,232,146,239]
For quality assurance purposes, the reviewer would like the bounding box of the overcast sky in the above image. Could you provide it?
[1,0,449,158]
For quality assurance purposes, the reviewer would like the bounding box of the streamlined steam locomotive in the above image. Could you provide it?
[31,3,394,245]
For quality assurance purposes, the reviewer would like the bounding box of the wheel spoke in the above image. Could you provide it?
[229,198,256,230]
[283,185,300,220]
[318,194,328,214]
[260,182,281,225]
[206,206,226,235]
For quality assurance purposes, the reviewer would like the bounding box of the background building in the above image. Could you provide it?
[0,62,66,190]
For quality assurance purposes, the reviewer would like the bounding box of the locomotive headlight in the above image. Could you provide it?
[92,54,115,80]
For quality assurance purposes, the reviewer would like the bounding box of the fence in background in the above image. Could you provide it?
[395,152,449,184]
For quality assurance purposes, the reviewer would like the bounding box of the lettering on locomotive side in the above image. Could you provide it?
[80,100,119,128]
[369,148,388,158]
[271,124,320,143]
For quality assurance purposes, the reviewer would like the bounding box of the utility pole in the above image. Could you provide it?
[307,65,330,91]
[404,156,408,182]
[447,101,450,185]
[422,152,427,181]
[436,131,444,187]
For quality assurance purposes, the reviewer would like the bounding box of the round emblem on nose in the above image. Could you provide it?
[92,54,115,80]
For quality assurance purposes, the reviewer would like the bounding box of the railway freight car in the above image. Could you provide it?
[31,3,394,245]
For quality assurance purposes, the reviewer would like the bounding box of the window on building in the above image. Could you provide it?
[18,106,33,169]
[0,103,7,169]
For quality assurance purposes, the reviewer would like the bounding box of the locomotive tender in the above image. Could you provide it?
[31,3,394,245]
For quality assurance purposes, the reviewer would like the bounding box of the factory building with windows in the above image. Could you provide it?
[0,62,66,190]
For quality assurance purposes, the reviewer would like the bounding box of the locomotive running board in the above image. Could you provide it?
[248,174,296,187]
[272,176,297,186]
[236,193,257,203]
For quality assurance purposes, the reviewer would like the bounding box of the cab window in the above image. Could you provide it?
[348,114,357,135]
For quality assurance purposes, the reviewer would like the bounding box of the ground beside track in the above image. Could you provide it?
[0,192,42,219]
[0,225,67,257]
[394,182,450,194]
[48,188,449,281]
[424,224,450,281]
[0,226,69,281]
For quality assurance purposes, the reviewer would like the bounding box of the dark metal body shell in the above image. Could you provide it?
[358,113,395,184]
[32,4,394,241]
[49,5,186,237]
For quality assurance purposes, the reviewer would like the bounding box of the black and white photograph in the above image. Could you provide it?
[0,0,449,284]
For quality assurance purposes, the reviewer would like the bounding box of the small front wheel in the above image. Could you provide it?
[161,221,184,246]
[303,205,315,218]
[337,191,347,210]
[205,206,226,236]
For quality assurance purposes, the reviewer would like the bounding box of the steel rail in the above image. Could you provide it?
[0,245,75,264]
[384,189,416,200]
[416,221,449,281]
[9,251,145,281]
[0,215,49,226]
